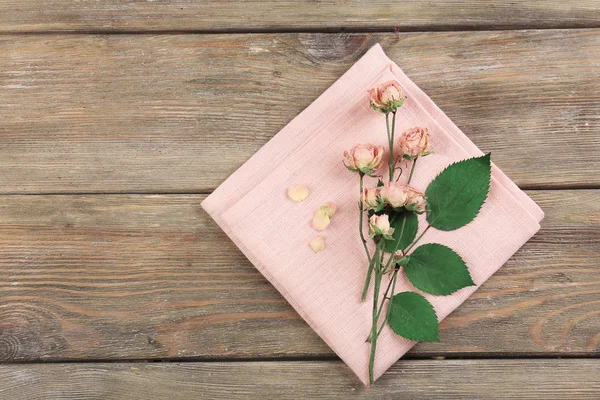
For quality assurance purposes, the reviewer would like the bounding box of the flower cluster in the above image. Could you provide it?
[363,183,427,214]
[339,78,488,385]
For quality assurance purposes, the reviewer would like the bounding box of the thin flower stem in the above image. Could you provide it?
[387,112,397,181]
[369,242,383,385]
[377,268,399,338]
[368,214,406,342]
[382,213,407,274]
[358,174,371,261]
[404,224,431,255]
[407,157,417,184]
[359,173,375,302]
[374,267,396,320]
[360,256,376,302]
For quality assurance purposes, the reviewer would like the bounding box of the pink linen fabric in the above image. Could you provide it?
[201,44,544,386]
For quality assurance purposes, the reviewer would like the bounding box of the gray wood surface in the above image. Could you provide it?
[0,360,598,399]
[1,1,599,32]
[0,190,597,362]
[1,31,598,194]
[1,3,598,394]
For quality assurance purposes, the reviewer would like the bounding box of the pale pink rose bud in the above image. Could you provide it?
[361,187,380,209]
[369,80,405,113]
[397,126,431,160]
[343,143,385,176]
[393,250,404,261]
[287,184,309,202]
[309,236,326,253]
[379,182,409,208]
[405,186,427,214]
[368,214,395,239]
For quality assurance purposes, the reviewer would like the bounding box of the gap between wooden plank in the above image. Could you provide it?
[2,352,599,366]
[1,25,600,35]
[0,184,597,197]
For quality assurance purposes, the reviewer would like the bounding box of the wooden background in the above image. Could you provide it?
[0,1,599,398]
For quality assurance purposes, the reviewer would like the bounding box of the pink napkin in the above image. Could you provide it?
[202,44,544,385]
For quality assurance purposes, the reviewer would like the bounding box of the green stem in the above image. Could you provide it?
[407,157,417,184]
[387,112,397,181]
[382,213,407,274]
[359,173,374,302]
[377,268,399,337]
[374,267,397,321]
[360,256,376,302]
[404,224,431,255]
[358,174,371,262]
[369,242,383,385]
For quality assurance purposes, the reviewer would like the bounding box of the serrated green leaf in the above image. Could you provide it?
[426,153,491,231]
[382,210,418,253]
[388,291,439,342]
[405,243,475,295]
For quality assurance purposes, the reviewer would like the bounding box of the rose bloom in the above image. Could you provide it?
[379,182,409,208]
[369,214,394,239]
[344,144,385,176]
[361,187,380,210]
[369,80,404,114]
[405,186,427,214]
[398,126,431,160]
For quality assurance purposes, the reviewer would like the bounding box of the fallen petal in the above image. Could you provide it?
[312,211,331,231]
[319,201,337,217]
[309,236,326,253]
[287,184,309,202]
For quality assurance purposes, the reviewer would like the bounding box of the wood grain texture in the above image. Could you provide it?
[0,190,597,362]
[1,1,599,32]
[0,360,599,399]
[1,31,599,194]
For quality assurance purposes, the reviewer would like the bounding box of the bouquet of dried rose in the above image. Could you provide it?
[344,81,492,384]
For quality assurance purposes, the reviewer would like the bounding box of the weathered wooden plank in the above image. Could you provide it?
[0,190,597,362]
[0,360,598,398]
[1,1,599,32]
[0,31,598,194]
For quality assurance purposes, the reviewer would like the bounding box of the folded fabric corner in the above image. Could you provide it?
[202,43,543,385]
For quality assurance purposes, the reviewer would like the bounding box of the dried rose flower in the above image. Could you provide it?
[405,187,427,214]
[287,184,309,202]
[398,126,431,160]
[344,144,385,176]
[368,214,395,239]
[361,187,380,210]
[309,236,326,253]
[379,182,409,208]
[369,80,405,114]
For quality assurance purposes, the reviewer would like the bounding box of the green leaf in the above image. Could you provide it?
[388,291,439,342]
[426,153,491,231]
[405,243,475,295]
[382,210,418,253]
